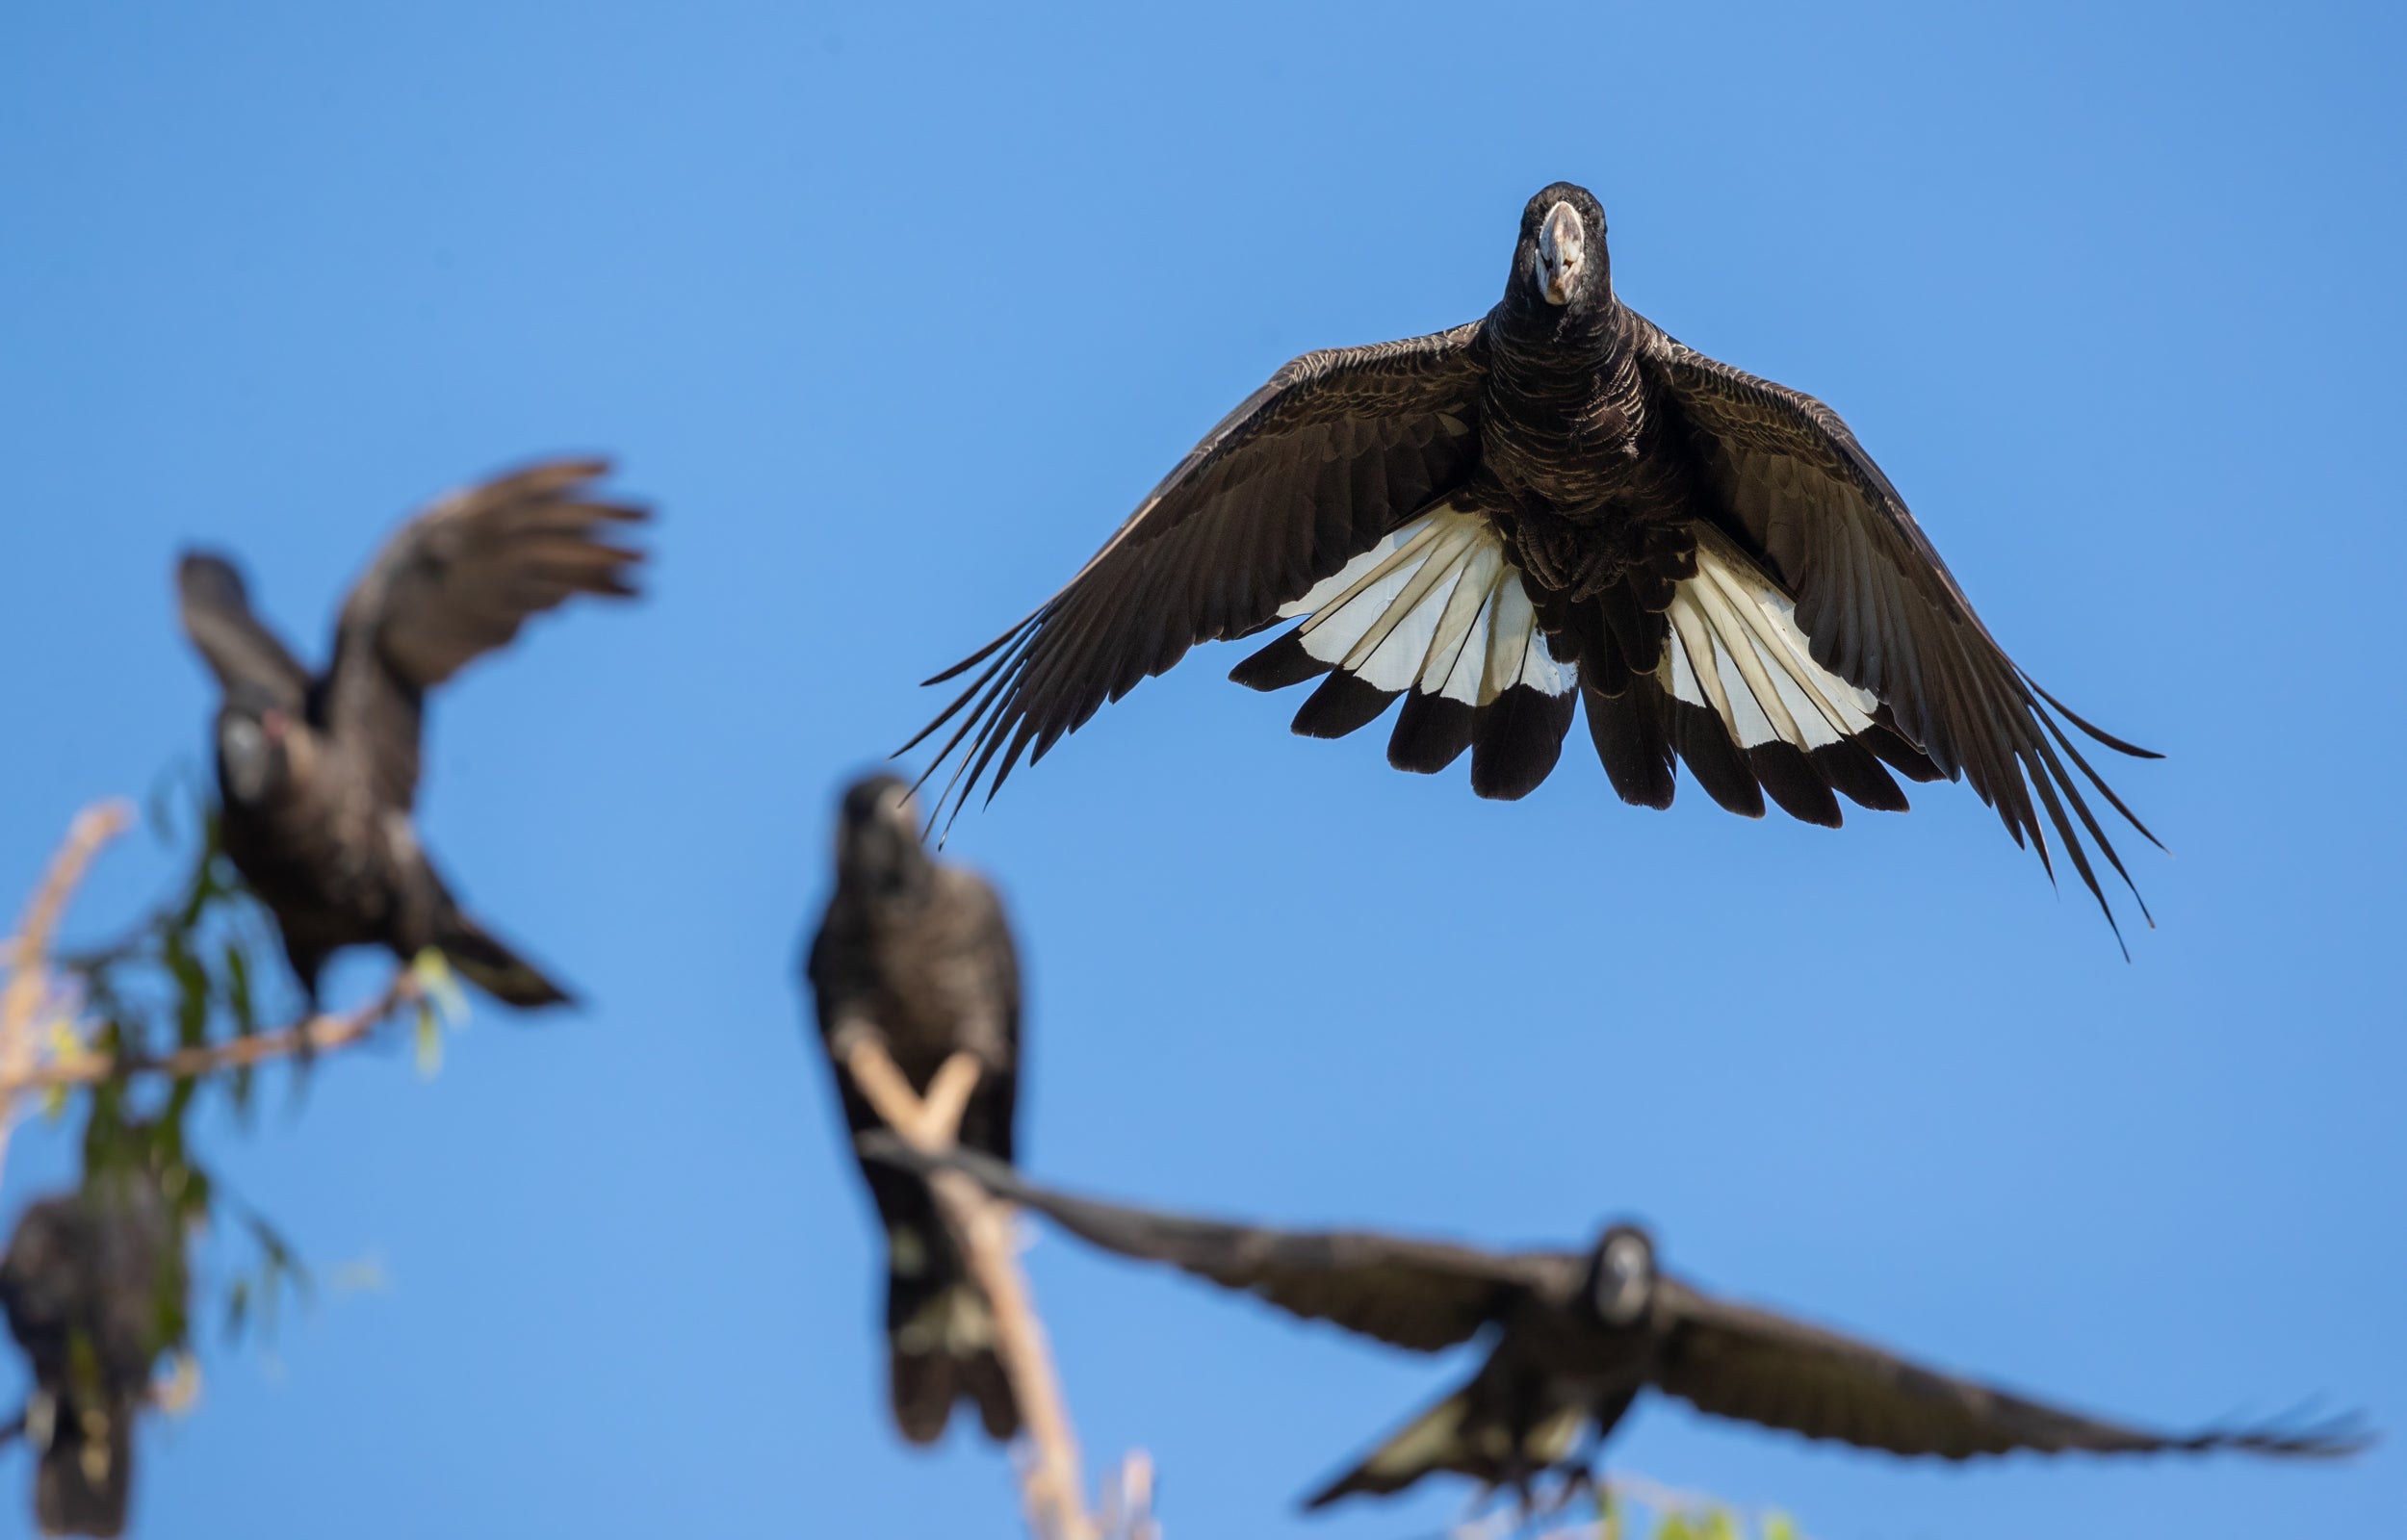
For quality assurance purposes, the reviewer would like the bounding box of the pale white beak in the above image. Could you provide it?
[1536,200,1586,305]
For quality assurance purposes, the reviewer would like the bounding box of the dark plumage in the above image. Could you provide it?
[175,459,648,1007]
[871,1144,2366,1511]
[806,775,1022,1447]
[913,183,2161,938]
[0,1177,185,1538]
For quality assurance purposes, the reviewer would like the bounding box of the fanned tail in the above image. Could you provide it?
[1301,1376,1590,1512]
[1229,502,1580,802]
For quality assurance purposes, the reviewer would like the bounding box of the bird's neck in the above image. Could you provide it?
[851,865,937,922]
[1483,295,1648,500]
[1488,294,1636,412]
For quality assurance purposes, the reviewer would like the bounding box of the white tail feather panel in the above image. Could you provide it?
[1279,511,1864,757]
[1345,518,1485,689]
[1423,541,1502,704]
[1362,1395,1467,1476]
[1661,526,1876,751]
[1283,505,1576,706]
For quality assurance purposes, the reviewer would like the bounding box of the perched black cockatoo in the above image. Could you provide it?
[175,458,648,1006]
[915,182,2160,938]
[806,775,1022,1445]
[0,1176,185,1538]
[873,1142,2366,1511]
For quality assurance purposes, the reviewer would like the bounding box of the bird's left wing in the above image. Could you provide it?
[321,459,648,810]
[175,553,313,711]
[1652,1278,2367,1460]
[865,1139,1564,1353]
[908,323,1489,823]
[1636,317,2160,939]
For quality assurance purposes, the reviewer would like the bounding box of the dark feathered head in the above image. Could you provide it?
[1582,1222,1655,1328]
[0,1199,89,1347]
[0,1173,180,1369]
[1510,182,1612,314]
[835,774,932,900]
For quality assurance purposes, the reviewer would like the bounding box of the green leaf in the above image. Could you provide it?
[222,943,256,1034]
[411,949,470,1027]
[415,1001,444,1078]
[220,941,259,1116]
[164,933,208,1049]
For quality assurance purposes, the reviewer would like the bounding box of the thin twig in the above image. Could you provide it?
[917,1051,983,1148]
[0,800,135,1185]
[1100,1449,1160,1540]
[845,1039,1110,1540]
[0,973,421,1097]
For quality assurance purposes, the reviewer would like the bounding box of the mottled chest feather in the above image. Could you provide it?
[1478,306,1676,519]
[828,871,1018,1076]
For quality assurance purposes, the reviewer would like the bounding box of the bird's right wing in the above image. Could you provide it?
[864,1140,1565,1353]
[321,459,647,811]
[1653,1278,2368,1460]
[907,323,1490,822]
[952,873,1022,1167]
[175,553,312,712]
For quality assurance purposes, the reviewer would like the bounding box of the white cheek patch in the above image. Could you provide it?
[1658,525,1876,752]
[220,718,272,803]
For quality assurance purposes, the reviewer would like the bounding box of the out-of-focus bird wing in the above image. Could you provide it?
[322,458,648,810]
[867,1141,1567,1353]
[1652,1276,2367,1460]
[176,552,313,711]
[940,870,1022,1166]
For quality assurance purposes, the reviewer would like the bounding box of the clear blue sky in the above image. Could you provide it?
[1,2,2399,1536]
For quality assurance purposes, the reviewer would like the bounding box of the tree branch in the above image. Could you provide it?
[0,798,428,1113]
[845,1038,1152,1540]
[0,973,422,1098]
[0,800,135,1184]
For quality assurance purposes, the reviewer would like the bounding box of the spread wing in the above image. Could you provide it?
[866,1140,1565,1353]
[1653,1278,2367,1460]
[1637,317,2161,941]
[175,552,313,711]
[907,323,1490,824]
[321,458,648,810]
